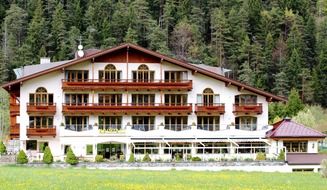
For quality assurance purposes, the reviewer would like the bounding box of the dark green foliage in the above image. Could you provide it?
[95,155,104,162]
[17,150,28,164]
[174,153,182,162]
[128,152,135,163]
[0,141,6,154]
[42,146,53,164]
[142,153,151,162]
[65,147,78,165]
[255,152,266,161]
[277,149,285,161]
[286,88,305,117]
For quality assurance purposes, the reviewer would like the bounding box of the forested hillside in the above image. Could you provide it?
[0,0,326,107]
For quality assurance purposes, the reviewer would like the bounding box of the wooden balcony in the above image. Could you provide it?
[62,103,193,115]
[26,126,56,137]
[233,103,263,114]
[26,103,56,115]
[62,79,193,91]
[10,103,19,116]
[195,103,225,116]
[9,124,20,139]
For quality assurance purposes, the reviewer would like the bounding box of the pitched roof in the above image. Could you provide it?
[266,119,326,138]
[1,43,287,101]
[287,153,327,165]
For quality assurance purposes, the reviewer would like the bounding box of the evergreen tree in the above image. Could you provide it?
[148,25,169,54]
[286,88,304,117]
[65,147,78,165]
[237,35,253,85]
[0,141,6,154]
[111,1,130,44]
[42,146,53,164]
[17,150,28,164]
[124,26,138,44]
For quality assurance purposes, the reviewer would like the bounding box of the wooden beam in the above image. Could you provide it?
[225,82,232,87]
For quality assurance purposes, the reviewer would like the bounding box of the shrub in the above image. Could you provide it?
[128,152,135,162]
[42,146,53,164]
[191,156,201,162]
[255,152,266,161]
[17,150,28,164]
[142,153,151,162]
[95,155,104,162]
[321,159,327,178]
[65,147,78,165]
[0,141,6,154]
[277,149,285,161]
[174,153,182,162]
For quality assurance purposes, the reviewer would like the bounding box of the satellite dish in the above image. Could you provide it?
[77,50,84,57]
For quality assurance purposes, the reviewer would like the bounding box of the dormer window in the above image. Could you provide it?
[235,94,257,105]
[99,64,121,82]
[29,87,53,105]
[197,88,220,106]
[132,64,154,82]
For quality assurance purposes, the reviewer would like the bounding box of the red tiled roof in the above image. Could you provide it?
[287,153,327,165]
[266,119,326,138]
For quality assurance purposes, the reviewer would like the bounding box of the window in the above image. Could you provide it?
[235,116,257,131]
[39,142,48,153]
[99,64,121,81]
[164,71,188,82]
[196,142,228,154]
[132,64,154,82]
[65,116,89,131]
[164,94,187,105]
[29,87,54,105]
[26,140,37,150]
[197,116,220,131]
[197,88,220,105]
[65,70,88,82]
[29,116,53,128]
[65,94,89,105]
[99,116,122,130]
[235,94,257,105]
[98,94,122,105]
[133,143,159,154]
[132,94,155,105]
[284,141,308,153]
[164,116,188,131]
[237,142,266,154]
[86,145,93,155]
[132,116,155,131]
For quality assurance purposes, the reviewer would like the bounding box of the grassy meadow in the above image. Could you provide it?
[0,166,326,190]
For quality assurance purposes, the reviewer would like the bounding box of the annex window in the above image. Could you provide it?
[98,116,122,130]
[196,142,228,154]
[29,87,54,105]
[29,116,54,128]
[197,116,220,131]
[132,116,155,131]
[132,64,154,82]
[133,143,159,154]
[235,116,257,131]
[164,116,188,131]
[237,142,267,154]
[235,94,257,105]
[99,64,121,82]
[164,71,188,82]
[132,94,155,105]
[98,94,122,105]
[26,140,37,151]
[284,141,308,153]
[65,94,89,105]
[65,70,89,82]
[164,94,187,105]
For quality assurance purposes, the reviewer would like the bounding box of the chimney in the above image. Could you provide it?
[40,57,51,64]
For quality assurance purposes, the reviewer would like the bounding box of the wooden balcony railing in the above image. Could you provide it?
[9,124,20,138]
[62,103,193,115]
[62,79,193,91]
[195,103,225,115]
[10,103,19,116]
[233,103,263,114]
[26,126,56,137]
[26,103,56,115]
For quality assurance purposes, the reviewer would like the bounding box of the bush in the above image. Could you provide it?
[255,152,266,161]
[17,150,28,164]
[0,141,6,154]
[95,155,104,162]
[42,146,53,164]
[65,147,78,165]
[191,156,201,162]
[174,153,182,162]
[277,149,285,161]
[128,152,135,162]
[321,159,327,178]
[142,153,151,162]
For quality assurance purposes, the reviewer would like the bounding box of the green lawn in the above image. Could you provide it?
[0,166,326,190]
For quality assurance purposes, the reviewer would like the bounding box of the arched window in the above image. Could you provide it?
[132,64,154,82]
[203,88,214,105]
[99,64,121,81]
[235,116,257,131]
[29,87,53,105]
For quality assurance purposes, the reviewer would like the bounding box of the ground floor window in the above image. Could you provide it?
[64,145,71,155]
[86,145,93,155]
[235,116,257,131]
[197,116,220,131]
[26,140,37,151]
[164,143,192,155]
[284,141,308,153]
[38,142,48,153]
[133,143,159,154]
[196,142,228,154]
[237,142,267,154]
[97,144,122,159]
[65,116,90,131]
